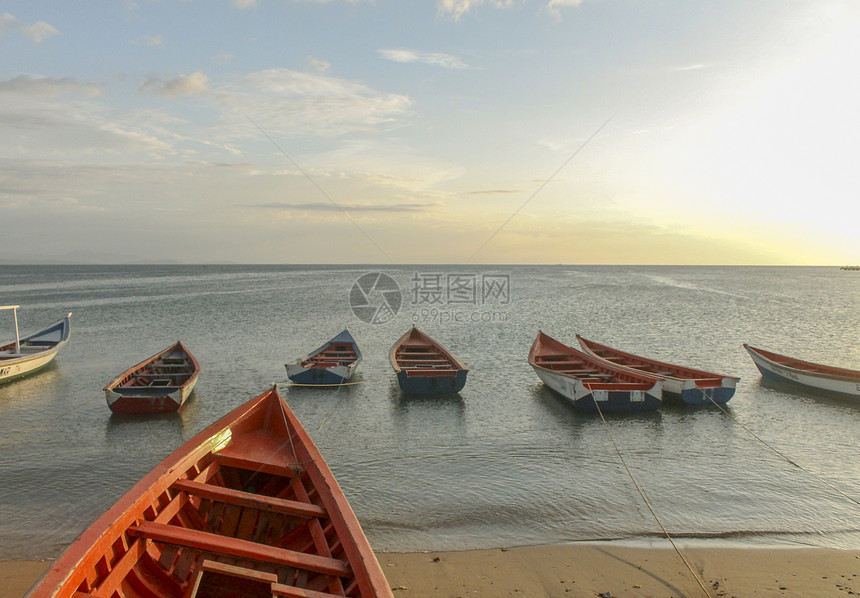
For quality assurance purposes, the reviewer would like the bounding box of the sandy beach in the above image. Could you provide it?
[5,544,858,598]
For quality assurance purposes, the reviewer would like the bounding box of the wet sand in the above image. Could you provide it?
[4,544,858,597]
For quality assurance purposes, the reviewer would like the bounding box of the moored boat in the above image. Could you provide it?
[577,335,739,405]
[0,306,71,385]
[529,331,662,412]
[286,329,362,385]
[26,386,394,598]
[103,341,200,413]
[744,344,860,400]
[389,327,468,394]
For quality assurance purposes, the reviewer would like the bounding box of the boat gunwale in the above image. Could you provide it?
[103,340,200,392]
[745,344,860,383]
[529,331,661,390]
[577,334,737,384]
[286,329,363,369]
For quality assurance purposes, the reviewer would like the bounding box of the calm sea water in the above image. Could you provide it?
[0,265,858,560]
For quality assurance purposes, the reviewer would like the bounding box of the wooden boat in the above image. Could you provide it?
[577,335,739,405]
[286,329,362,385]
[389,327,468,394]
[104,341,200,413]
[529,331,662,412]
[0,306,71,385]
[26,386,394,598]
[744,344,860,400]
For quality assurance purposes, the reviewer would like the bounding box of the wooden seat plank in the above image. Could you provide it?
[173,479,327,520]
[129,522,350,578]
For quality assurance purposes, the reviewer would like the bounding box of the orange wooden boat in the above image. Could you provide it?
[27,386,394,598]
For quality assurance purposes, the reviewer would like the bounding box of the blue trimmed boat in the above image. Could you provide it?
[0,306,71,385]
[529,331,662,412]
[390,327,468,395]
[577,335,738,405]
[286,329,362,385]
[745,344,860,400]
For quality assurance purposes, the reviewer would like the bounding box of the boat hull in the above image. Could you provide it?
[0,313,71,385]
[533,366,662,412]
[576,335,737,406]
[0,349,60,384]
[286,363,355,385]
[396,369,468,395]
[665,378,738,405]
[105,376,198,413]
[285,329,362,386]
[745,345,860,399]
[389,327,469,395]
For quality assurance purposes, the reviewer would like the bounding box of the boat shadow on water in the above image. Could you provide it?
[758,377,860,408]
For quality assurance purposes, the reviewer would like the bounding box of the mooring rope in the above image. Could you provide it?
[707,395,860,508]
[276,372,397,388]
[591,395,714,598]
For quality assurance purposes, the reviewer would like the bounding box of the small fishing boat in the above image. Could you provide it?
[577,335,739,405]
[286,329,362,385]
[389,327,468,394]
[744,344,860,400]
[529,331,662,412]
[103,341,200,413]
[0,306,71,385]
[26,386,394,598]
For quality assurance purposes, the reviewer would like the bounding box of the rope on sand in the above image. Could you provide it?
[591,397,715,598]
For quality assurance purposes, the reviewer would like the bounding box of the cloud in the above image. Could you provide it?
[232,0,257,8]
[140,72,210,97]
[0,12,59,43]
[250,201,436,212]
[134,34,164,48]
[218,68,412,136]
[307,58,331,74]
[0,75,103,98]
[436,0,515,21]
[378,48,469,69]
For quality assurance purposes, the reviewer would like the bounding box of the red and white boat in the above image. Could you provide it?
[529,331,662,412]
[577,335,738,405]
[745,344,860,400]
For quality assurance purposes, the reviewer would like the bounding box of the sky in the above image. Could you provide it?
[2,0,859,265]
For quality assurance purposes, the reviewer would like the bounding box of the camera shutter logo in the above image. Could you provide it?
[350,273,402,324]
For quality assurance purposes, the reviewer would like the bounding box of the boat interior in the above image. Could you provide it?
[301,343,357,369]
[395,342,458,376]
[73,402,361,598]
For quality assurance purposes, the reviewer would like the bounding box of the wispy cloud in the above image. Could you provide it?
[0,75,103,98]
[218,68,412,137]
[251,201,436,212]
[671,63,711,72]
[232,0,257,8]
[0,12,59,43]
[436,0,515,21]
[140,72,210,97]
[133,34,164,48]
[378,48,469,69]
